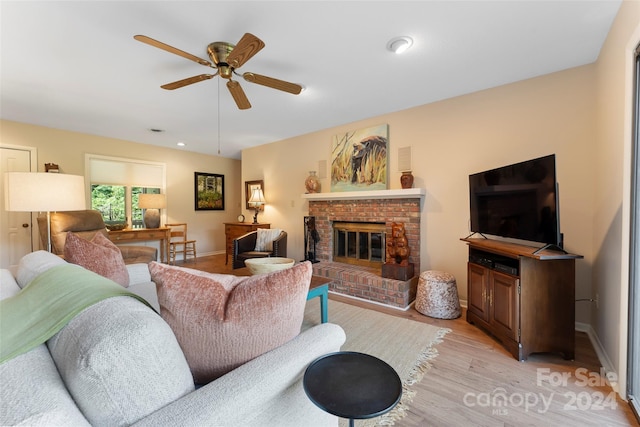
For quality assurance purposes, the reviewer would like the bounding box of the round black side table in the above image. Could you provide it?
[303,351,402,427]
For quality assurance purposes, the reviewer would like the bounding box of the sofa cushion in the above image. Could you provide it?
[47,296,194,427]
[64,232,130,287]
[125,263,159,311]
[0,269,20,300]
[16,250,67,289]
[255,228,282,251]
[0,345,90,426]
[149,261,312,384]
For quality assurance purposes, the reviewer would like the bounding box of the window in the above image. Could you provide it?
[91,184,126,225]
[86,154,166,228]
[90,185,160,228]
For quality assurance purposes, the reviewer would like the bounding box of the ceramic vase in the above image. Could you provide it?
[400,171,414,189]
[305,171,320,193]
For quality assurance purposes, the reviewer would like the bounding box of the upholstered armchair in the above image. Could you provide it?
[37,210,157,264]
[232,230,287,269]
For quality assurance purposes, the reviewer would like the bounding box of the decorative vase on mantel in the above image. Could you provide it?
[305,171,321,193]
[400,171,414,189]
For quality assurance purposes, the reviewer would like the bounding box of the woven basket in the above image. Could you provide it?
[245,257,295,275]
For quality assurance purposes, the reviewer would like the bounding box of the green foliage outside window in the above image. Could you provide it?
[91,185,160,227]
[91,185,125,224]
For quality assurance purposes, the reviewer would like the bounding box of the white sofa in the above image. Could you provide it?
[0,251,346,427]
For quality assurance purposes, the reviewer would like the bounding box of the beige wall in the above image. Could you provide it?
[242,1,639,397]
[0,120,241,256]
[593,0,640,398]
[242,64,597,320]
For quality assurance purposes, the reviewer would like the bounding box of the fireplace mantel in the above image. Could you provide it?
[301,188,425,201]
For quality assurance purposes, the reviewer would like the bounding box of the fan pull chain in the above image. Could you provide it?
[217,78,221,155]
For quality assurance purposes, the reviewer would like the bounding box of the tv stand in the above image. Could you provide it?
[461,237,583,361]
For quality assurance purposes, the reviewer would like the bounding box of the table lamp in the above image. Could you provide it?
[248,187,265,224]
[4,172,86,252]
[138,193,166,228]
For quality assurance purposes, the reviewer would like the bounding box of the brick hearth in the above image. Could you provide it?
[313,261,418,308]
[307,194,422,308]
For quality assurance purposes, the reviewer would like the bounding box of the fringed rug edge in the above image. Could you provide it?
[375,326,452,426]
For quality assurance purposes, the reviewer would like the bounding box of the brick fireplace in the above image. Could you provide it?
[303,189,424,309]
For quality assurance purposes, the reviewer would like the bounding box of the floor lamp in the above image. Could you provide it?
[4,172,86,252]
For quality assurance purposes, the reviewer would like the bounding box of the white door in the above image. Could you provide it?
[1,147,35,268]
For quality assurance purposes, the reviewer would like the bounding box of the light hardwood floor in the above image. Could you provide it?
[174,254,639,426]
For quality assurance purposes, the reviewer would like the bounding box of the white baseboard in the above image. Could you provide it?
[575,321,621,396]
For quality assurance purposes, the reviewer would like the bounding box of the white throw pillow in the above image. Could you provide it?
[254,228,282,252]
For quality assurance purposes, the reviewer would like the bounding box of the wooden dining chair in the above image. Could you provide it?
[166,223,197,264]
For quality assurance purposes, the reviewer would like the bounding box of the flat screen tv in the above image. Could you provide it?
[469,154,561,249]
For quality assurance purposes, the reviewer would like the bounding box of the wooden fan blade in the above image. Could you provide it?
[134,35,213,67]
[226,33,265,69]
[227,80,251,110]
[161,74,215,90]
[242,72,302,95]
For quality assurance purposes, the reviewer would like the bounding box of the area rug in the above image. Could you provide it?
[302,298,451,427]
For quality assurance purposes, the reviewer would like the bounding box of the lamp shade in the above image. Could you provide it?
[138,193,166,209]
[248,188,265,206]
[4,172,86,212]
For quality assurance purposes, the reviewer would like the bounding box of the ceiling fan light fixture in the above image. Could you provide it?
[387,36,413,54]
[136,32,299,110]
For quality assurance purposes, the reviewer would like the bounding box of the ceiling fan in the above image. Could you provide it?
[134,33,302,110]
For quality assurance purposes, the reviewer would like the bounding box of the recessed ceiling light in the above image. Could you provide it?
[177,142,186,147]
[387,36,413,54]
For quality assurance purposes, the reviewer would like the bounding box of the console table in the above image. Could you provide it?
[108,227,170,263]
[224,222,270,265]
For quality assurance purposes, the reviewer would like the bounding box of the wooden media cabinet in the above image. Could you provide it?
[461,237,583,361]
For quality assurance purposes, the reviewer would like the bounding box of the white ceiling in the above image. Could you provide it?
[0,1,622,159]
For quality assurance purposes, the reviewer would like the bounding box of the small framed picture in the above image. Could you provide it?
[245,180,264,211]
[194,172,225,211]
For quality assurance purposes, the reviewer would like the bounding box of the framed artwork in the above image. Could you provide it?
[245,180,264,210]
[331,124,389,192]
[194,172,225,211]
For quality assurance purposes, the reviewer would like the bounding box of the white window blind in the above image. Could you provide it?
[87,155,165,187]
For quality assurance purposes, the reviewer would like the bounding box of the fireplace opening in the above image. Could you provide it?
[333,222,386,268]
